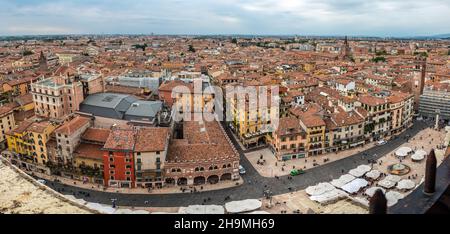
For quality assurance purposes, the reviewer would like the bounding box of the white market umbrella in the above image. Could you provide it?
[395,147,412,157]
[365,170,381,180]
[378,179,396,189]
[225,199,262,213]
[349,165,371,178]
[364,187,386,197]
[305,182,335,196]
[385,175,402,183]
[340,178,369,194]
[396,179,415,190]
[309,189,348,204]
[330,174,356,188]
[386,191,405,207]
[411,150,427,161]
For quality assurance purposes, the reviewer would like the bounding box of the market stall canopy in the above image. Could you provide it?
[378,179,396,189]
[225,199,262,213]
[330,174,356,188]
[365,170,381,180]
[364,187,386,197]
[395,146,412,157]
[386,191,405,207]
[180,205,225,214]
[396,179,415,190]
[385,175,402,183]
[411,149,427,161]
[309,188,348,204]
[305,182,335,196]
[340,178,369,194]
[349,165,371,177]
[247,211,271,214]
[86,202,116,214]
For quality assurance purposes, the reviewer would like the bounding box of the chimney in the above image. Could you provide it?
[423,149,437,195]
[369,189,387,214]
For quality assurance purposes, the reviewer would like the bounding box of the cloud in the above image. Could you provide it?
[0,0,449,36]
[7,25,76,35]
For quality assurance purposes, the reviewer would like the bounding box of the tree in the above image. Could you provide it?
[22,50,34,56]
[376,50,388,56]
[231,38,238,44]
[371,56,386,63]
[188,45,196,53]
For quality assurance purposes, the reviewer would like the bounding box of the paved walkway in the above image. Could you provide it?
[36,120,428,207]
[30,171,243,195]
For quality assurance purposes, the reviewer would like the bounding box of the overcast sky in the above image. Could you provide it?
[1,0,449,36]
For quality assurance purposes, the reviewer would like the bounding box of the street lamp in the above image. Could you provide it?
[111,198,117,208]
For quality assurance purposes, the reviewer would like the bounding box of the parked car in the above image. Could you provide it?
[290,169,305,176]
[376,140,387,145]
[37,179,46,185]
[239,165,246,175]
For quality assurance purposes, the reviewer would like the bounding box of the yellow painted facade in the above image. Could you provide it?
[6,120,58,165]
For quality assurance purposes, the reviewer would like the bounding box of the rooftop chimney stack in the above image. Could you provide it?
[369,189,387,214]
[423,149,437,195]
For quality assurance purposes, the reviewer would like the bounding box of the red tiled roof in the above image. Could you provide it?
[103,128,136,151]
[55,116,91,135]
[82,128,110,143]
[134,127,169,152]
[74,143,104,161]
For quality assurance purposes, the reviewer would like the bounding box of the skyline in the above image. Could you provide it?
[1,0,450,37]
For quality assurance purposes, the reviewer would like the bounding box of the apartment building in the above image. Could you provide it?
[419,83,450,121]
[229,88,279,148]
[358,95,391,141]
[54,115,92,165]
[325,109,365,152]
[134,127,170,188]
[0,104,15,149]
[388,91,414,134]
[268,117,307,161]
[102,127,136,188]
[31,76,84,119]
[6,119,58,169]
